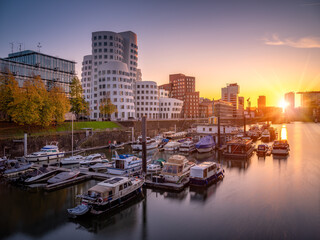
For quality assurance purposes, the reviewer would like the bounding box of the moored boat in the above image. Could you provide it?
[67,176,144,216]
[256,144,269,155]
[79,153,107,165]
[2,160,34,178]
[131,136,159,151]
[261,129,270,142]
[25,166,60,184]
[26,144,64,162]
[271,140,290,155]
[47,170,80,184]
[60,155,84,165]
[107,153,147,176]
[179,140,196,153]
[163,141,181,151]
[223,138,254,159]
[160,155,195,183]
[147,158,166,174]
[195,135,215,153]
[189,162,224,186]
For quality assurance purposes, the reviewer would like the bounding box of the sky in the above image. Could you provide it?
[0,0,319,107]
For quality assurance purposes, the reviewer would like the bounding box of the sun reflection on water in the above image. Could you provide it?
[280,125,287,140]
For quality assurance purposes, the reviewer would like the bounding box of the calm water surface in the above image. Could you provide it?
[1,122,319,240]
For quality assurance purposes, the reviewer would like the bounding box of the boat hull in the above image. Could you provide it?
[131,142,158,151]
[271,149,289,155]
[190,171,224,186]
[27,153,65,162]
[197,147,213,153]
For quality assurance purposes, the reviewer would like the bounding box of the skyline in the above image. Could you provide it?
[0,0,319,107]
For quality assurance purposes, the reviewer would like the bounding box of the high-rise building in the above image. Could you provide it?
[258,96,266,110]
[238,96,244,117]
[199,98,214,118]
[221,83,239,117]
[285,92,295,109]
[168,73,200,118]
[298,91,320,108]
[0,50,75,95]
[81,31,138,120]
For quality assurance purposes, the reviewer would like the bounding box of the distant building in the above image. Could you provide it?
[0,50,75,95]
[221,83,239,117]
[158,83,172,96]
[159,97,183,119]
[258,96,266,114]
[135,81,159,119]
[297,91,320,108]
[213,99,234,119]
[199,98,214,118]
[238,96,244,117]
[285,92,295,109]
[168,73,200,118]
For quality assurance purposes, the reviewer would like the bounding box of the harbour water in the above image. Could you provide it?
[1,122,319,239]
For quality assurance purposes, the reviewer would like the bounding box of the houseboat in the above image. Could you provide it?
[67,176,144,216]
[131,136,159,151]
[189,162,224,186]
[160,155,195,183]
[195,135,215,153]
[261,129,270,142]
[223,139,254,159]
[26,144,64,162]
[272,140,290,156]
[179,140,196,153]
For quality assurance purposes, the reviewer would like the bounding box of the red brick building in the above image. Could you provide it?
[199,98,214,118]
[167,73,200,118]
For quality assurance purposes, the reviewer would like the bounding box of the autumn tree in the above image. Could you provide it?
[69,76,88,119]
[99,97,117,120]
[0,72,20,120]
[49,86,70,124]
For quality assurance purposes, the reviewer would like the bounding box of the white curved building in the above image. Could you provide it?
[81,31,138,120]
[135,81,159,119]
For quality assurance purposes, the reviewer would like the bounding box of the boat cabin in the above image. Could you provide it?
[161,155,189,175]
[190,162,219,179]
[225,139,253,154]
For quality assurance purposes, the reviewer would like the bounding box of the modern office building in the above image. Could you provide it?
[159,73,199,118]
[135,81,159,119]
[159,97,183,119]
[81,31,138,120]
[221,83,239,117]
[285,92,295,109]
[0,50,75,95]
[213,100,234,119]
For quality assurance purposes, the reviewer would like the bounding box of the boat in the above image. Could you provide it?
[195,135,215,153]
[179,140,196,152]
[107,153,147,176]
[147,158,166,174]
[67,176,144,216]
[261,129,270,142]
[2,160,34,178]
[26,143,64,162]
[131,136,159,151]
[160,155,195,183]
[79,153,107,165]
[47,170,80,184]
[163,141,181,151]
[272,140,290,156]
[110,142,125,149]
[223,138,254,159]
[256,144,270,155]
[60,155,84,165]
[87,162,113,172]
[25,166,60,184]
[189,162,224,186]
[0,157,7,172]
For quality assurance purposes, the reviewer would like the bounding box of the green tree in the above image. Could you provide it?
[69,76,87,119]
[99,97,117,120]
[0,72,20,120]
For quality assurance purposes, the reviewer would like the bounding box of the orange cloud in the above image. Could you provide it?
[263,34,320,48]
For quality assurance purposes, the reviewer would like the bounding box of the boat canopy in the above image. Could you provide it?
[88,185,111,198]
[195,135,215,148]
[167,155,187,165]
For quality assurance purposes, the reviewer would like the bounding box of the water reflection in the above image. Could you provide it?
[189,180,223,203]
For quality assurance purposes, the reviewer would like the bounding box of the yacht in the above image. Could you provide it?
[67,176,144,216]
[190,162,224,186]
[179,140,196,153]
[160,155,195,183]
[163,141,181,151]
[261,129,270,142]
[272,140,290,155]
[60,155,84,165]
[195,135,215,153]
[131,136,159,151]
[26,144,64,162]
[79,153,107,165]
[107,152,148,176]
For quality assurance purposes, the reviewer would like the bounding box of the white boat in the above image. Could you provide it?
[79,153,107,165]
[131,136,159,151]
[47,170,80,184]
[272,140,290,155]
[25,167,60,184]
[163,141,181,151]
[179,140,196,152]
[88,162,113,172]
[107,152,148,176]
[60,155,84,165]
[26,144,64,162]
[147,158,166,173]
[189,162,224,186]
[261,129,270,142]
[68,176,144,216]
[160,155,195,183]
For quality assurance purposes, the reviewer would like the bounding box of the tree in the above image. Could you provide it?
[99,97,117,120]
[69,76,87,119]
[0,72,20,120]
[49,86,70,124]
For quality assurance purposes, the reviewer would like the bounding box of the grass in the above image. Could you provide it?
[0,121,120,139]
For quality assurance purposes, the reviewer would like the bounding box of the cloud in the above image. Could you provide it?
[263,34,320,48]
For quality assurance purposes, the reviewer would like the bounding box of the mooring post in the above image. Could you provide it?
[24,133,27,157]
[217,116,221,149]
[142,116,147,175]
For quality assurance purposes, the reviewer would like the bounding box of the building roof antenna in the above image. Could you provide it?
[9,42,14,53]
[18,43,23,52]
[37,42,42,53]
